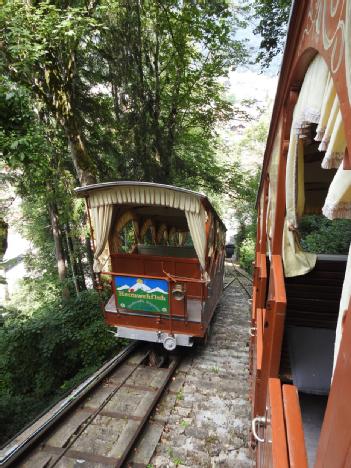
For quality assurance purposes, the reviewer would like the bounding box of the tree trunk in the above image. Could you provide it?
[65,116,96,186]
[76,253,87,291]
[63,231,79,296]
[49,202,70,299]
[65,224,85,296]
[85,236,97,288]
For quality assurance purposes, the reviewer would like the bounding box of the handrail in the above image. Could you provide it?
[270,255,286,304]
[282,384,308,468]
[162,270,207,284]
[101,271,168,281]
[256,309,264,371]
[269,378,289,468]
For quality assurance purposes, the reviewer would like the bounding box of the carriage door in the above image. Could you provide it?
[251,176,269,415]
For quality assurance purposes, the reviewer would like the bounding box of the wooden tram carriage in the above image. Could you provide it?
[76,181,226,351]
[252,1,351,467]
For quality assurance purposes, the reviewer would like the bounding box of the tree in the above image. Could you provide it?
[252,0,291,69]
[1,0,250,298]
[225,111,269,272]
[100,0,247,186]
[300,215,351,255]
[0,78,91,298]
[0,1,99,185]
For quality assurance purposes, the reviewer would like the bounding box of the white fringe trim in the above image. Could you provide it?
[294,108,321,135]
[322,201,351,219]
[318,138,330,152]
[315,127,326,141]
[321,152,344,169]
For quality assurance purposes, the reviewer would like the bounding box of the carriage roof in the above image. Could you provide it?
[75,181,226,229]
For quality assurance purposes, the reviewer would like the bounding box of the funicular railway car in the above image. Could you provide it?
[76,181,226,351]
[251,2,351,467]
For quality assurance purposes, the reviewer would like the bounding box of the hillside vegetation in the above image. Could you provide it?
[0,0,290,443]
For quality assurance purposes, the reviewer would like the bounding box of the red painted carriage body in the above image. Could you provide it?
[252,2,351,466]
[76,182,225,350]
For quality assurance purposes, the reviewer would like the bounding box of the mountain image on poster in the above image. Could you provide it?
[115,276,169,313]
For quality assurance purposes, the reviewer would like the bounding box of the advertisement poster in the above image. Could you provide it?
[115,276,169,314]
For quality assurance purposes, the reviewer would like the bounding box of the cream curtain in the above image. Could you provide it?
[322,165,351,219]
[314,77,347,169]
[89,185,201,213]
[140,218,156,242]
[292,55,329,133]
[311,67,350,376]
[156,224,168,244]
[89,184,208,275]
[315,74,335,141]
[282,55,329,276]
[321,110,346,169]
[178,231,187,247]
[333,242,351,372]
[91,204,113,272]
[168,227,177,245]
[266,121,282,259]
[185,208,207,271]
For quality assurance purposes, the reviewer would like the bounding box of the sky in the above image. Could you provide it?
[219,15,284,243]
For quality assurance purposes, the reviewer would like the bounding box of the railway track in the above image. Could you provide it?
[1,268,248,468]
[1,343,180,468]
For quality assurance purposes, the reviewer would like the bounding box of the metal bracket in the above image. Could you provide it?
[252,416,266,443]
[249,327,257,337]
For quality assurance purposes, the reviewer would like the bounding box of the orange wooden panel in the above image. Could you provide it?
[256,309,263,371]
[111,253,203,297]
[169,293,186,317]
[282,384,308,468]
[252,287,257,321]
[254,300,274,415]
[269,378,289,468]
[175,261,201,279]
[254,255,286,415]
[269,255,287,377]
[315,304,351,467]
[257,253,268,309]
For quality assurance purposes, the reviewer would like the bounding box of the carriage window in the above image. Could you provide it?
[299,130,351,255]
[168,227,177,246]
[183,232,193,247]
[143,227,155,246]
[156,224,168,245]
[120,220,137,253]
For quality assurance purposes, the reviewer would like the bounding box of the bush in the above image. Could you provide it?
[238,237,255,274]
[0,290,122,445]
[299,215,351,255]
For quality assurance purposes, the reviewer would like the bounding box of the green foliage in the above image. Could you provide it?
[252,0,291,68]
[0,0,251,444]
[0,290,119,444]
[226,114,267,273]
[299,215,351,255]
[97,0,248,185]
[238,237,256,274]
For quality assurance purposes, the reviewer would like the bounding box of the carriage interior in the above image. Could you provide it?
[279,127,350,465]
[259,50,351,465]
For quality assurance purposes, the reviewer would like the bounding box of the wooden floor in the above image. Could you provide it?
[299,393,328,467]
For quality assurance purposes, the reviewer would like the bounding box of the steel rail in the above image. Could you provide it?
[223,267,252,298]
[117,354,180,467]
[46,347,152,468]
[42,351,180,468]
[0,341,138,468]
